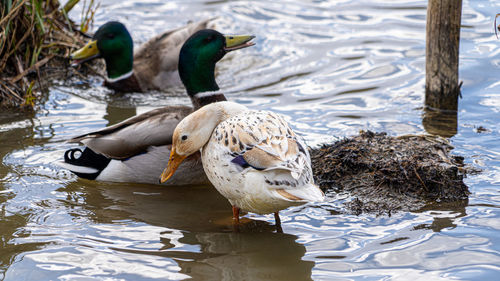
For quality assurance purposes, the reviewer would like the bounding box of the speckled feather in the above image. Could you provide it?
[213,111,305,173]
[199,104,324,214]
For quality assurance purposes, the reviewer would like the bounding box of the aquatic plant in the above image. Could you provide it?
[0,0,98,108]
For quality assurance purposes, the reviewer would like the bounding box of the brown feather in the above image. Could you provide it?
[276,189,303,201]
[133,18,214,91]
[223,112,302,170]
[68,105,193,159]
[285,139,299,159]
[242,147,282,169]
[104,73,142,92]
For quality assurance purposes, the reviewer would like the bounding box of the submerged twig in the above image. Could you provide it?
[495,13,500,39]
[10,55,54,83]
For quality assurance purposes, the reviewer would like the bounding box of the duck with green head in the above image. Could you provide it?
[58,29,255,185]
[70,19,215,92]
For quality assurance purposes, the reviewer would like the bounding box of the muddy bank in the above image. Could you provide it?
[310,131,472,215]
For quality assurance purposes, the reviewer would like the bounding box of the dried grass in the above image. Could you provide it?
[0,0,94,109]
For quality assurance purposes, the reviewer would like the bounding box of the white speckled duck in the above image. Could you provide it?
[160,101,325,229]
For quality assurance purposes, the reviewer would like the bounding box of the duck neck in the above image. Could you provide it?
[190,91,227,109]
[179,54,227,109]
[192,102,248,146]
[104,71,142,92]
[104,50,134,81]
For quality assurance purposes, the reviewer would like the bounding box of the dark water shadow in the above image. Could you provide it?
[422,107,458,138]
[0,111,45,275]
[103,105,137,126]
[175,231,313,280]
[413,199,468,232]
[58,181,314,280]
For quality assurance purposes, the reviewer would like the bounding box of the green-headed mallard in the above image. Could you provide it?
[159,101,325,229]
[58,29,255,185]
[70,19,214,92]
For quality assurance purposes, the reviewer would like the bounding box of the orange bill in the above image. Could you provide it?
[160,148,187,183]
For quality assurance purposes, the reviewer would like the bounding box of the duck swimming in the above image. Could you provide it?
[160,101,325,229]
[70,19,214,92]
[58,29,255,185]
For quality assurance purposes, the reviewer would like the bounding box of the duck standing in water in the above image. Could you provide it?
[70,19,214,92]
[58,30,255,185]
[160,101,325,230]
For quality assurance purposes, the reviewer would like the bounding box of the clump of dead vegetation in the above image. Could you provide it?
[0,0,97,108]
[310,131,472,214]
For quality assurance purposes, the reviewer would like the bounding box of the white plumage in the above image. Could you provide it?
[161,101,325,226]
[202,108,324,214]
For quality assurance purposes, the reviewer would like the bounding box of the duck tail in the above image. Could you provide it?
[275,183,325,203]
[55,148,111,180]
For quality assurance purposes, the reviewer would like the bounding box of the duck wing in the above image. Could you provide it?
[133,18,215,88]
[223,111,323,202]
[221,111,307,175]
[68,105,193,159]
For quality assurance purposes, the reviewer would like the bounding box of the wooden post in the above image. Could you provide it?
[425,0,462,111]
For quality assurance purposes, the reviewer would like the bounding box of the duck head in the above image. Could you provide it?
[178,29,255,96]
[70,21,134,80]
[160,101,248,183]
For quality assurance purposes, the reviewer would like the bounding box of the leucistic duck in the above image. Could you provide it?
[58,30,255,185]
[160,101,325,231]
[70,19,214,92]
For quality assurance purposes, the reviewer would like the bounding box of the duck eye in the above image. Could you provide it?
[181,135,188,141]
[204,35,214,43]
[106,33,115,39]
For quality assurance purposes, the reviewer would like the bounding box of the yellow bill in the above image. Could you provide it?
[70,40,99,65]
[160,148,187,183]
[224,35,255,52]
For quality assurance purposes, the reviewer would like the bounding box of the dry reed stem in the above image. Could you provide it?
[0,0,91,108]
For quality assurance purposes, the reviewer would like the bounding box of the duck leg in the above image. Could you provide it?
[232,206,240,223]
[232,206,240,232]
[274,212,283,233]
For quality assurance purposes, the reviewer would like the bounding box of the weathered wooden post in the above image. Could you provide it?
[425,0,462,109]
[423,0,462,137]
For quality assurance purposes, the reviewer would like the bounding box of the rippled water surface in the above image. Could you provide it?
[1,0,500,280]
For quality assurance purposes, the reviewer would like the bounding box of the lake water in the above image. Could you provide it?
[1,0,500,280]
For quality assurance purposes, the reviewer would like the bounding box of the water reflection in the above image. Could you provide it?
[0,112,41,274]
[1,0,500,279]
[413,200,468,232]
[422,107,458,138]
[177,232,313,280]
[10,181,314,280]
[61,181,234,232]
[103,105,137,126]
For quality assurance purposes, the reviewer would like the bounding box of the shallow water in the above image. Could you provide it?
[1,0,500,280]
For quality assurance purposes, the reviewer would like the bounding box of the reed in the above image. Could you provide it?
[0,0,97,108]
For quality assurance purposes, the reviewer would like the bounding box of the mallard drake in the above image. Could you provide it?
[70,19,214,92]
[160,101,325,229]
[58,30,255,185]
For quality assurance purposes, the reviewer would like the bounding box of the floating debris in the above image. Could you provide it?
[310,131,473,215]
[495,13,500,38]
